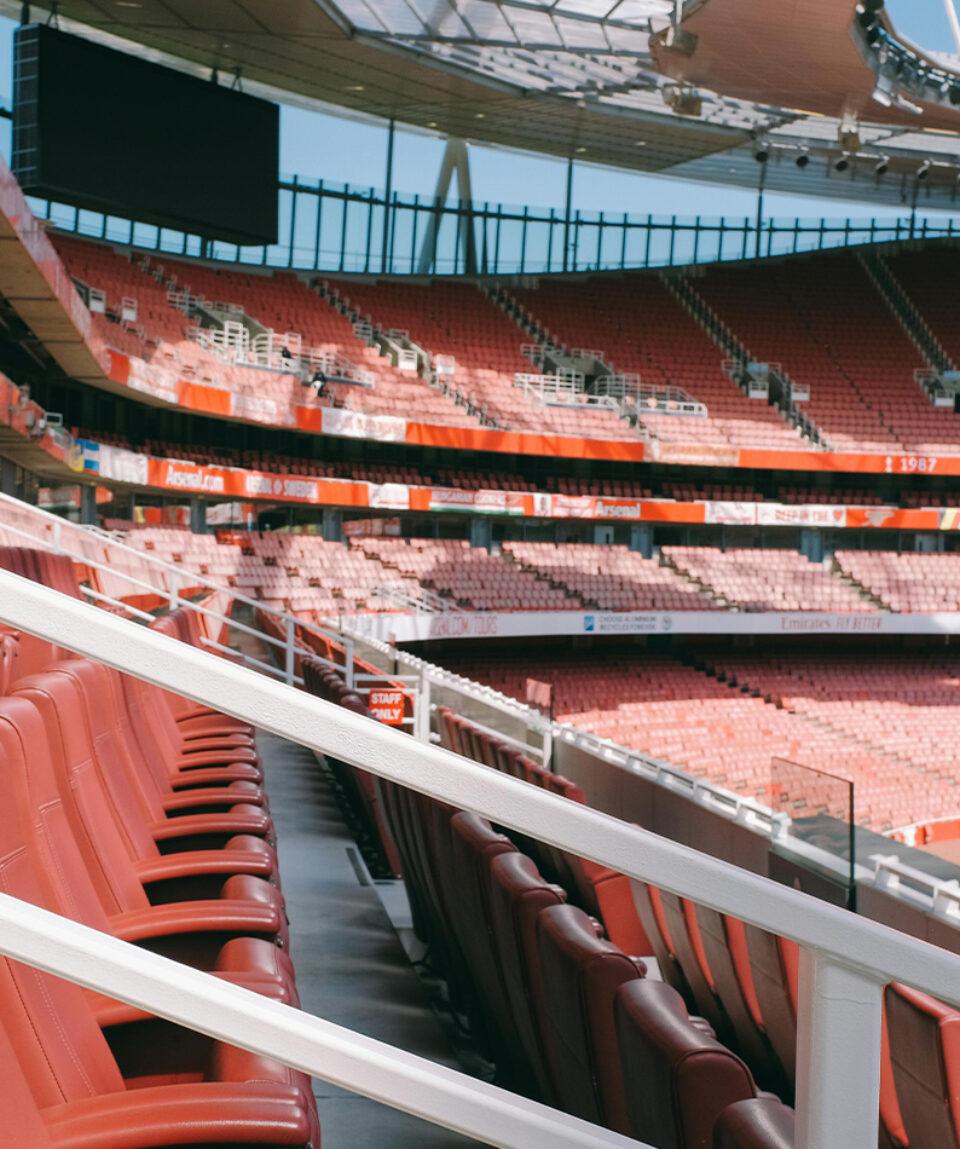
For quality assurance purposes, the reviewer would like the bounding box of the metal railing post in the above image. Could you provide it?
[794,949,882,1149]
[170,571,180,611]
[284,616,295,687]
[542,725,554,771]
[417,671,432,743]
[343,636,355,689]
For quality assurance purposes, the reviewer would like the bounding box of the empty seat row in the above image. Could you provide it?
[0,553,320,1145]
[438,704,960,1149]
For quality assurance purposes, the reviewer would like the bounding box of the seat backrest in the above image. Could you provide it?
[713,1097,796,1149]
[0,698,126,1106]
[658,890,724,1035]
[0,693,116,933]
[0,1019,57,1145]
[614,978,758,1149]
[535,902,646,1134]
[690,904,784,1091]
[629,879,687,996]
[487,850,567,1102]
[743,924,798,1083]
[885,981,960,1149]
[13,667,155,917]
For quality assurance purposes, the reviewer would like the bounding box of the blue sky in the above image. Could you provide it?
[0,2,956,222]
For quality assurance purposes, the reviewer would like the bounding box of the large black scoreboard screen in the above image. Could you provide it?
[13,25,279,246]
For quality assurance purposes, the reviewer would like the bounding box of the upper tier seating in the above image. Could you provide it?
[885,246,960,372]
[663,546,872,612]
[327,278,640,440]
[155,257,476,427]
[54,235,306,411]
[696,253,960,454]
[54,234,476,429]
[510,276,808,451]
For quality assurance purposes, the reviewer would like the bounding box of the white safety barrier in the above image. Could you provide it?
[3,571,960,1147]
[0,491,353,687]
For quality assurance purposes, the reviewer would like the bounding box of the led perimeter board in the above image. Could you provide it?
[12,25,279,246]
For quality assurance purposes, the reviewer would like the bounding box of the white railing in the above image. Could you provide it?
[609,375,707,416]
[0,492,354,688]
[871,854,960,922]
[7,570,960,1147]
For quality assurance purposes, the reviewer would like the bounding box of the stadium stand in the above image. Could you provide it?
[503,542,719,610]
[662,546,875,612]
[694,253,960,454]
[439,651,959,832]
[509,275,810,450]
[0,550,321,1146]
[700,650,960,793]
[326,278,640,439]
[54,235,479,429]
[835,549,960,612]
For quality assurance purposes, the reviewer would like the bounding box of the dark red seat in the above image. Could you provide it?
[534,901,646,1133]
[615,978,760,1148]
[0,691,296,993]
[742,925,798,1084]
[689,905,787,1093]
[885,981,960,1149]
[630,878,688,997]
[658,890,725,1035]
[487,850,568,1101]
[713,1098,795,1148]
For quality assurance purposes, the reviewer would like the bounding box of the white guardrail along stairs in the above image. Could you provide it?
[4,570,960,1148]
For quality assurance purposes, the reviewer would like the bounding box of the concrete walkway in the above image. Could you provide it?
[259,730,485,1148]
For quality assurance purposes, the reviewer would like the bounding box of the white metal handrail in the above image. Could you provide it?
[0,492,353,686]
[3,570,960,1147]
[0,894,634,1149]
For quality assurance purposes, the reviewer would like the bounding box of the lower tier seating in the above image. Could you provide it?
[437,651,960,833]
[0,558,321,1146]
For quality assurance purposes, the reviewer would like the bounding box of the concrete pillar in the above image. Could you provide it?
[0,457,16,497]
[629,524,653,558]
[322,508,342,542]
[189,497,208,535]
[469,517,492,550]
[79,485,98,525]
[800,529,823,562]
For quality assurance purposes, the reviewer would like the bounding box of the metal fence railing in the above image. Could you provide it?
[33,180,960,278]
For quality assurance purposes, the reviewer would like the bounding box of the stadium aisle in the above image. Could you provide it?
[258,729,482,1148]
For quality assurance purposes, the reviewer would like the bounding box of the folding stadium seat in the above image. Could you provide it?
[18,661,280,885]
[614,978,762,1147]
[58,665,275,843]
[487,851,568,1102]
[121,670,266,787]
[742,925,798,1085]
[445,812,538,1087]
[657,890,726,1037]
[713,1098,796,1148]
[630,879,688,997]
[533,902,647,1133]
[688,906,789,1095]
[0,689,295,981]
[884,982,960,1149]
[1,936,320,1149]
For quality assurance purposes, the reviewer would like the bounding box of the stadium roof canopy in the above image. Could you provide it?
[8,0,960,210]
